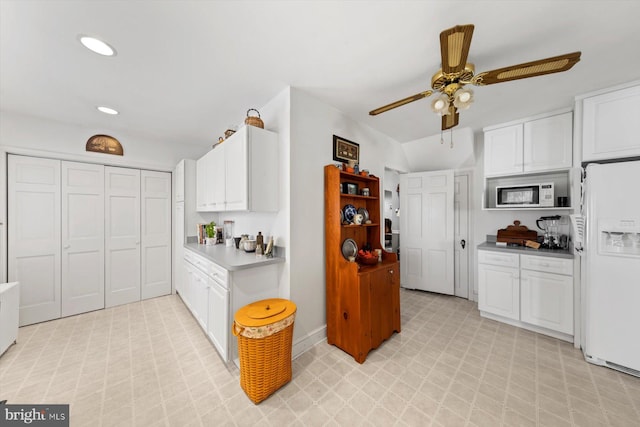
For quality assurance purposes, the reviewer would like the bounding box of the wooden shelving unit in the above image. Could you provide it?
[324,165,401,363]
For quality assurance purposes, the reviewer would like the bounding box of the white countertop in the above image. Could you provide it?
[184,243,285,271]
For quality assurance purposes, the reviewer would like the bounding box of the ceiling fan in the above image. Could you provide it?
[369,24,581,131]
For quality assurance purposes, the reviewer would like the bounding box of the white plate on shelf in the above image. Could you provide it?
[357,207,369,223]
[341,238,358,260]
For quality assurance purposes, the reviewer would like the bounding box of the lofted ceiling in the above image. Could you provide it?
[1,1,640,148]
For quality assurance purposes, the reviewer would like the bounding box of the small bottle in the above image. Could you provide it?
[256,232,264,256]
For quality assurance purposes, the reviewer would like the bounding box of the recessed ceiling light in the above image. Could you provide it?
[97,106,119,115]
[79,35,116,56]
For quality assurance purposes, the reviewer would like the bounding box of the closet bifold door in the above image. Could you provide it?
[8,155,61,326]
[141,170,171,300]
[105,167,141,307]
[61,161,105,316]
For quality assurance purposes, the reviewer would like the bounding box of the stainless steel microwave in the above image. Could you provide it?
[496,183,554,207]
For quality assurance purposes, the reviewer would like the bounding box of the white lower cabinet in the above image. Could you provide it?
[478,263,520,321]
[181,247,280,363]
[520,269,573,334]
[207,279,229,361]
[478,249,574,340]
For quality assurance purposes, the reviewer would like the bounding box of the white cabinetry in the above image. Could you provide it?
[196,125,278,212]
[0,282,19,356]
[484,124,524,176]
[484,111,573,177]
[478,249,574,341]
[181,247,280,363]
[578,82,640,161]
[478,251,520,320]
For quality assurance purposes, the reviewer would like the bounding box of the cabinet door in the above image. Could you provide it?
[105,167,141,308]
[174,203,185,295]
[175,160,185,202]
[582,84,640,161]
[478,263,520,320]
[141,171,172,300]
[369,268,393,349]
[225,130,248,211]
[210,147,226,210]
[61,161,105,317]
[483,124,523,176]
[191,268,209,330]
[521,269,573,334]
[207,279,229,361]
[8,155,61,326]
[523,112,572,172]
[182,260,194,310]
[196,156,206,211]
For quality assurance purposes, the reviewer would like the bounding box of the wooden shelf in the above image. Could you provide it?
[325,165,400,364]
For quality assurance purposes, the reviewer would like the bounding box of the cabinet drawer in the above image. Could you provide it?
[478,250,519,268]
[184,249,229,287]
[521,255,572,276]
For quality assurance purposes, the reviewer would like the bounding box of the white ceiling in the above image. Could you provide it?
[2,1,640,147]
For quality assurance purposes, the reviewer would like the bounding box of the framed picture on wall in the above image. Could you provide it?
[333,135,359,163]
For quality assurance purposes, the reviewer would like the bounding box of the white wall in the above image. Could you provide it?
[287,87,409,352]
[402,127,476,172]
[0,110,206,170]
[216,86,292,299]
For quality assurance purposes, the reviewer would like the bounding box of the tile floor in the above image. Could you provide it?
[1,289,639,426]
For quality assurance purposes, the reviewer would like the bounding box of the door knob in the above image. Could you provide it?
[460,239,466,249]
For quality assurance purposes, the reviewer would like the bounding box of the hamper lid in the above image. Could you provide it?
[235,298,297,327]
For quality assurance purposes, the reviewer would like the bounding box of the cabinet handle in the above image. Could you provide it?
[389,270,394,274]
[343,311,348,320]
[63,244,70,249]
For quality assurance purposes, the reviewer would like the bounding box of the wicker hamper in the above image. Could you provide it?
[233,298,296,404]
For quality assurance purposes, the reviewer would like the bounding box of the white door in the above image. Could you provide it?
[8,155,61,326]
[61,161,105,316]
[400,170,454,294]
[454,174,469,299]
[225,132,248,211]
[105,167,141,307]
[141,170,172,300]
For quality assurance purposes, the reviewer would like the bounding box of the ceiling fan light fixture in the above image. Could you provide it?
[453,88,474,110]
[431,94,450,115]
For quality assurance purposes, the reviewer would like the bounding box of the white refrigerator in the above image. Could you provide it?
[582,160,640,376]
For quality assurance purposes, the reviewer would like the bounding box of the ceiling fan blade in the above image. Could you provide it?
[472,51,581,85]
[440,24,474,74]
[442,106,459,130]
[369,90,433,115]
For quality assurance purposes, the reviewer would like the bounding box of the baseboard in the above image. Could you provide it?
[292,325,327,360]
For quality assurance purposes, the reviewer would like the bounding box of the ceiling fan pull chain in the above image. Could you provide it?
[450,129,454,148]
[440,129,444,145]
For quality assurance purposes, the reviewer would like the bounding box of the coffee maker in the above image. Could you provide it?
[536,215,561,249]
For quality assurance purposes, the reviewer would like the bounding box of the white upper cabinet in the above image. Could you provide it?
[484,111,573,177]
[484,124,523,176]
[196,125,278,212]
[523,112,573,172]
[579,83,640,162]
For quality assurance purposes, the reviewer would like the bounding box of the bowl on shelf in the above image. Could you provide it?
[356,255,378,266]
